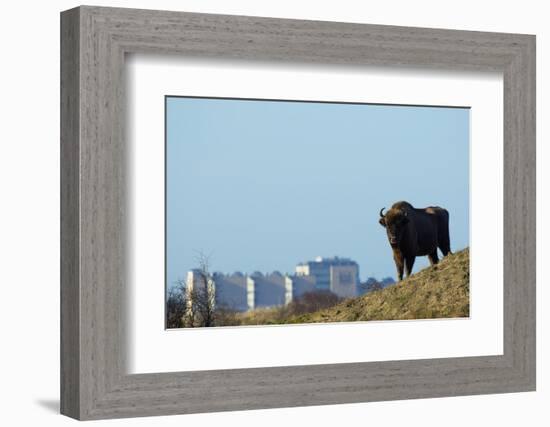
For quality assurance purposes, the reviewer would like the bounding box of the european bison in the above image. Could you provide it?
[379,201,451,281]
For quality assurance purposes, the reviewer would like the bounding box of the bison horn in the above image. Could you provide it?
[379,208,386,218]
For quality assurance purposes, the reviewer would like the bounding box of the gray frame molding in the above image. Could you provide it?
[60,5,536,420]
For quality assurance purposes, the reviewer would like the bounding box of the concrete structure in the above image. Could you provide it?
[285,274,316,305]
[295,256,360,297]
[184,256,360,312]
[212,272,248,311]
[185,269,319,312]
[247,271,286,310]
[185,268,216,311]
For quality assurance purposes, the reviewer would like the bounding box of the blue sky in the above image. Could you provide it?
[166,97,469,286]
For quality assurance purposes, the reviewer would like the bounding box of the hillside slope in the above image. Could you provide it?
[287,248,470,324]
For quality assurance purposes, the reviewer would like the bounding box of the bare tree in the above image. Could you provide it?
[186,252,217,327]
[166,282,187,328]
[172,278,193,328]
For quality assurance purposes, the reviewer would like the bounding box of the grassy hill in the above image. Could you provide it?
[236,248,470,326]
[288,248,470,323]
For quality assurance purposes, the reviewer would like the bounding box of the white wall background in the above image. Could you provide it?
[0,0,546,425]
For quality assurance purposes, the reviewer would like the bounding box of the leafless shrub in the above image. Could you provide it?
[166,282,187,329]
[287,291,341,316]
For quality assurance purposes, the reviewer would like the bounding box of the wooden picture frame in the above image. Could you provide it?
[60,5,536,420]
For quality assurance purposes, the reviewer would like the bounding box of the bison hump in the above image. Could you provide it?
[391,201,414,210]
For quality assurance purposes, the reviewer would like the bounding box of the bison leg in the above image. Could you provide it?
[437,210,452,256]
[404,256,415,278]
[393,252,405,281]
[428,250,439,266]
[438,237,451,257]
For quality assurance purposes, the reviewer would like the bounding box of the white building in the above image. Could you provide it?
[295,256,360,298]
[285,274,316,305]
[185,268,216,312]
[212,272,248,311]
[184,256,360,312]
[184,269,319,311]
[247,271,286,310]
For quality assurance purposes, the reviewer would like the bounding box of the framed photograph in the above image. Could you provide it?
[61,6,535,420]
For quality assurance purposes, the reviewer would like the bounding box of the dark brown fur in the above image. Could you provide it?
[379,201,451,281]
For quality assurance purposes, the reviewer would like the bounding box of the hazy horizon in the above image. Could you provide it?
[166,96,470,287]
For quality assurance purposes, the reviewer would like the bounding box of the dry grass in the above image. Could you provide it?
[235,248,470,326]
[234,306,293,326]
[288,248,470,324]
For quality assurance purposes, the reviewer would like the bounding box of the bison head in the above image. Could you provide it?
[379,207,409,247]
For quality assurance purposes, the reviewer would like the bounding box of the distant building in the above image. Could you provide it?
[212,272,248,311]
[184,256,361,312]
[295,256,360,298]
[185,268,216,310]
[243,272,317,310]
[247,272,286,310]
[186,270,321,311]
[285,274,316,305]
